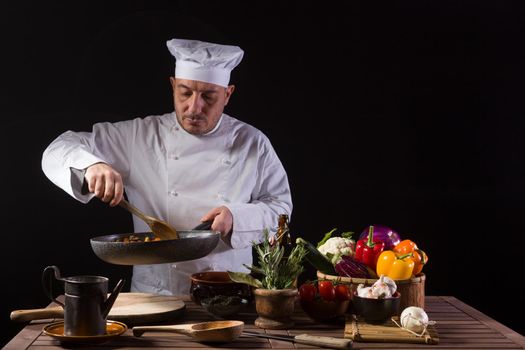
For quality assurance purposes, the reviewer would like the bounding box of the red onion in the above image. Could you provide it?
[359,225,401,250]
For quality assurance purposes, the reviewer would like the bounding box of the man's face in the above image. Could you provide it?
[170,77,235,135]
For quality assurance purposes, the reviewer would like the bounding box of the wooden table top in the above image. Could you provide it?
[4,296,524,349]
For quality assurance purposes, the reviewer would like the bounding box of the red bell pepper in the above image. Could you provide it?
[354,226,385,270]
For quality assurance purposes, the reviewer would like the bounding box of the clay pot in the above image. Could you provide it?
[253,288,298,329]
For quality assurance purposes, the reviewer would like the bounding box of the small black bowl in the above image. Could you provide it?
[200,295,248,317]
[352,291,401,323]
[190,271,253,305]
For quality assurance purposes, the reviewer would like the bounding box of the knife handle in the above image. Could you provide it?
[10,307,64,322]
[295,334,352,349]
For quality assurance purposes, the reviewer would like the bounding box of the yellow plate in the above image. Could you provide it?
[43,320,127,343]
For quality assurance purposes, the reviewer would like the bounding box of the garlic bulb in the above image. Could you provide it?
[356,284,373,298]
[370,275,396,298]
[357,276,398,299]
[400,306,429,333]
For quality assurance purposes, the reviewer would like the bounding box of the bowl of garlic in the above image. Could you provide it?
[352,275,400,323]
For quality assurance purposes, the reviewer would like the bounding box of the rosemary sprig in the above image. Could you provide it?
[247,229,307,289]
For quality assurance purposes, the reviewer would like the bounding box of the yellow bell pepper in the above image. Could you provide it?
[376,250,415,280]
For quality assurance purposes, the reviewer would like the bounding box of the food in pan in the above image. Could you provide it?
[115,234,161,243]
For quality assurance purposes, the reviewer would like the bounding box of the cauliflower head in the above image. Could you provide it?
[318,237,355,264]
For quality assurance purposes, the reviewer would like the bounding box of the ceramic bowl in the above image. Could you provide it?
[200,296,248,317]
[190,271,253,305]
[352,291,401,323]
[300,298,350,322]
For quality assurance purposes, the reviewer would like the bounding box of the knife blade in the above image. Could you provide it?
[243,331,352,349]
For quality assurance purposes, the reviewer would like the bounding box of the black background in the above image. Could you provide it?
[1,0,524,346]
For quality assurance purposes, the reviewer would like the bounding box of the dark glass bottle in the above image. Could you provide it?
[276,214,292,256]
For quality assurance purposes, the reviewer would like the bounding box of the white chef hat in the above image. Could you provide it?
[166,38,244,87]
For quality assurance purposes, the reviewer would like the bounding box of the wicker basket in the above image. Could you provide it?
[317,271,425,311]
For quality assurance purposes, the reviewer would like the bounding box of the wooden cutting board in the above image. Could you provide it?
[344,314,439,344]
[11,293,186,325]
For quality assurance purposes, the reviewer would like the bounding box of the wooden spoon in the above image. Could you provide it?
[132,320,244,342]
[119,199,178,240]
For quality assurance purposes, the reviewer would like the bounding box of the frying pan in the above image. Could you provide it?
[90,221,220,265]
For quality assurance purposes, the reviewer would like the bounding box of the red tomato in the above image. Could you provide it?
[334,284,350,301]
[299,283,317,301]
[318,280,336,301]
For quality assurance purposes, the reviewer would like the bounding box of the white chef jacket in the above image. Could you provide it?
[41,112,292,295]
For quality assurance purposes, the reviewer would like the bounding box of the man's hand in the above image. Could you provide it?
[84,163,124,207]
[201,206,233,237]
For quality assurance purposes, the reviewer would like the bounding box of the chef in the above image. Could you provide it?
[41,38,292,295]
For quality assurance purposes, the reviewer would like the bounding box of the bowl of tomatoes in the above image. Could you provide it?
[298,280,351,322]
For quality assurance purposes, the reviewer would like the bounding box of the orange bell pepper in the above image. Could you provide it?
[393,239,428,276]
[376,250,415,280]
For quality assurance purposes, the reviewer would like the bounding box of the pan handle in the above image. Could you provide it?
[193,220,213,230]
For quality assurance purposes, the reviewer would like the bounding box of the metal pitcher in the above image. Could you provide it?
[42,265,125,336]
